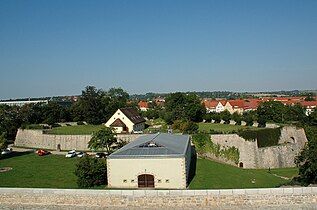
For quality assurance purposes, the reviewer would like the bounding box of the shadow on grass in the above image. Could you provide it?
[187,146,197,186]
[0,151,34,160]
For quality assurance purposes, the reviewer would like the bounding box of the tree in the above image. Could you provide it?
[172,120,198,134]
[0,133,7,151]
[243,111,256,126]
[88,127,117,154]
[294,126,317,185]
[231,112,242,125]
[257,101,287,123]
[72,86,106,125]
[220,110,231,124]
[164,92,205,122]
[74,156,107,188]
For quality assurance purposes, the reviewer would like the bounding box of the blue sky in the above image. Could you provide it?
[0,0,316,99]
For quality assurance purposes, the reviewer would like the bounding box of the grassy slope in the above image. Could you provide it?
[46,125,105,135]
[198,123,259,133]
[189,158,297,189]
[0,152,78,188]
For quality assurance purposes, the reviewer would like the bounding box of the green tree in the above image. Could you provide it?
[257,101,287,123]
[73,86,106,124]
[220,110,231,124]
[165,92,205,122]
[0,133,7,151]
[74,156,107,188]
[88,127,117,153]
[295,126,317,185]
[231,112,242,125]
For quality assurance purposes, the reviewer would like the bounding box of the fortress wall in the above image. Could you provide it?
[14,129,142,151]
[208,126,307,169]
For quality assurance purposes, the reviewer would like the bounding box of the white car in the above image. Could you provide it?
[1,148,12,155]
[65,150,76,158]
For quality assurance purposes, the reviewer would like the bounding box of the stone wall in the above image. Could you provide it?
[14,129,142,151]
[0,187,316,209]
[209,126,307,169]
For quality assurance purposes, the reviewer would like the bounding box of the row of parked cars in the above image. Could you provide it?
[65,150,108,158]
[1,148,12,155]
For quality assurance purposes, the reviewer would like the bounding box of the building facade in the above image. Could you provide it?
[105,107,145,134]
[107,133,192,189]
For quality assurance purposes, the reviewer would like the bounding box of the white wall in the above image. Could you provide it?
[107,157,187,189]
[105,109,143,133]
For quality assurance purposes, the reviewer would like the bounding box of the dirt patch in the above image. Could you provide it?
[0,167,12,173]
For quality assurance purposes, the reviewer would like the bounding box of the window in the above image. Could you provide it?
[131,180,134,183]
[158,179,161,183]
[165,179,169,183]
[123,179,127,183]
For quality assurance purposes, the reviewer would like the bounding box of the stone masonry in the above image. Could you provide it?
[14,129,142,151]
[0,187,317,209]
[209,126,307,169]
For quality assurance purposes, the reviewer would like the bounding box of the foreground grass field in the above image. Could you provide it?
[198,122,260,133]
[0,152,298,189]
[46,125,105,135]
[189,158,298,189]
[0,152,78,188]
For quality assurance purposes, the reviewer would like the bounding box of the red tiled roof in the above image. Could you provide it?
[203,100,218,108]
[138,101,149,108]
[300,101,317,108]
[228,100,244,108]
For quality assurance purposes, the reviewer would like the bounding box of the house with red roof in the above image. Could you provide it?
[300,101,317,115]
[138,100,149,111]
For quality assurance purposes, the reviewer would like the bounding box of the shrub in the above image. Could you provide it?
[74,156,107,188]
[237,128,282,148]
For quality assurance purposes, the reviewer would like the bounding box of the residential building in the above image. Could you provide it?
[138,101,149,111]
[105,107,146,134]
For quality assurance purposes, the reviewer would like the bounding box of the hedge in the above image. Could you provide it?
[237,127,282,148]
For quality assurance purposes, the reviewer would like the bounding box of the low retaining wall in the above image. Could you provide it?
[0,187,316,209]
[15,129,142,151]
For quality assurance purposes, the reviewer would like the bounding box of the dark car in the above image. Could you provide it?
[95,152,107,158]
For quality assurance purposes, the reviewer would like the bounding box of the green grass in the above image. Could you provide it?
[198,123,259,133]
[0,152,298,189]
[0,152,78,188]
[46,125,105,135]
[189,158,297,189]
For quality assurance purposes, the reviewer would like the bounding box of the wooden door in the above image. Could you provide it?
[138,174,154,188]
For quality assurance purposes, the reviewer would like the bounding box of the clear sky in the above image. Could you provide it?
[0,0,316,99]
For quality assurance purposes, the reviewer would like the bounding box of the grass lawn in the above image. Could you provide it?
[0,152,298,189]
[0,152,79,188]
[198,123,259,133]
[46,125,105,135]
[189,158,297,189]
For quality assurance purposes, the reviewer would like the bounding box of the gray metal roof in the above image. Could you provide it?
[108,133,190,159]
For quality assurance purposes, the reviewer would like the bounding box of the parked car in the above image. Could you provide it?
[1,148,12,155]
[65,150,76,158]
[36,149,50,156]
[95,152,107,158]
[76,152,86,158]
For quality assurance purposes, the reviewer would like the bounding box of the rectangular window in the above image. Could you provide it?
[165,179,169,183]
[123,179,127,183]
[158,179,161,183]
[131,180,134,183]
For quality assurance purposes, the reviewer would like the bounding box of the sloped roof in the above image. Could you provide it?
[111,118,126,127]
[108,133,190,159]
[138,101,149,108]
[120,107,146,124]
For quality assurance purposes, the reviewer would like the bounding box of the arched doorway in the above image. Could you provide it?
[239,162,244,168]
[138,174,154,188]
